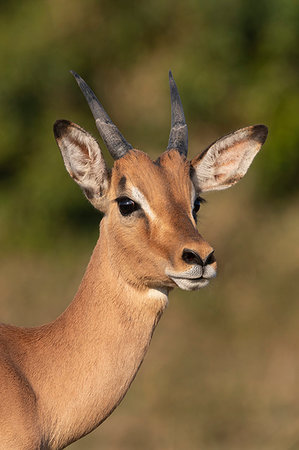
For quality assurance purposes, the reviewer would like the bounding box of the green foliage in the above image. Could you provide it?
[0,0,298,248]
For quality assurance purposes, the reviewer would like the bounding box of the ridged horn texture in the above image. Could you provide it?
[71,71,133,160]
[167,70,188,157]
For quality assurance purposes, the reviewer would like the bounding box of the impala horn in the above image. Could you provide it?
[167,70,188,157]
[71,71,133,160]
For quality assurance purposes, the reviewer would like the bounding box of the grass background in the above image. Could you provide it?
[0,0,299,448]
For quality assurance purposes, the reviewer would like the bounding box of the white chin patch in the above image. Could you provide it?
[166,265,217,291]
[171,277,210,291]
[147,287,169,304]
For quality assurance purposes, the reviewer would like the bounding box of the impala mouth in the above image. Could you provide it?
[166,266,216,291]
[168,275,210,291]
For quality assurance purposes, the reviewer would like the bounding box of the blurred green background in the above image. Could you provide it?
[0,0,299,449]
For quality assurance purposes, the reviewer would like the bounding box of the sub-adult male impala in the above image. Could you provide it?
[0,71,267,449]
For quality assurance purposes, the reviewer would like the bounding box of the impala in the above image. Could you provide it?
[0,70,268,449]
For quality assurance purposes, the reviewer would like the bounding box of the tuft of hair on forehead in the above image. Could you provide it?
[157,150,192,189]
[112,149,191,188]
[158,148,189,170]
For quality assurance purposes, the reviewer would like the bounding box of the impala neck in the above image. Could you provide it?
[26,219,168,448]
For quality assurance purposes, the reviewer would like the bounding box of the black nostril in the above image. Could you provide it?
[205,250,215,265]
[182,249,203,266]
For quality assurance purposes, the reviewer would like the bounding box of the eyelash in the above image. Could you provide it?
[192,196,206,220]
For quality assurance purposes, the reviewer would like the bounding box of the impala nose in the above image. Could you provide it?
[182,248,215,266]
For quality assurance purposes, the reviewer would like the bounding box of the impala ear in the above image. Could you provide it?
[191,125,268,192]
[54,120,110,211]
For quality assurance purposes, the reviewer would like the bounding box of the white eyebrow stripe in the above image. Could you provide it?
[131,186,156,220]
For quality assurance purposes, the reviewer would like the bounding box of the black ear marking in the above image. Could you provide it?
[154,157,161,166]
[189,165,195,179]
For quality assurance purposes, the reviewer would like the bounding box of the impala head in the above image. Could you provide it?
[54,71,268,292]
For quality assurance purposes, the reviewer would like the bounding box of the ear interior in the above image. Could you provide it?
[54,120,110,210]
[191,125,268,192]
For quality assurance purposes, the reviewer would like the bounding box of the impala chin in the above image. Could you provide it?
[166,265,217,291]
[171,276,210,291]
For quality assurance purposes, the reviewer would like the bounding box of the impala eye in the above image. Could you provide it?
[117,197,140,216]
[192,196,205,219]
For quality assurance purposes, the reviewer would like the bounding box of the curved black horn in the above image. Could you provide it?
[71,71,133,160]
[167,70,188,157]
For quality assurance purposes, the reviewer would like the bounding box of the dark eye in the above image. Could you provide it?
[117,197,140,216]
[192,196,205,220]
[193,197,202,214]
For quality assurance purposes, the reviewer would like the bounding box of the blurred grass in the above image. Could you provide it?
[0,0,299,448]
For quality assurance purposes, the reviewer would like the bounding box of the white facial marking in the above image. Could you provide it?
[203,265,217,279]
[147,288,169,305]
[166,265,203,280]
[166,264,217,291]
[131,186,156,220]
